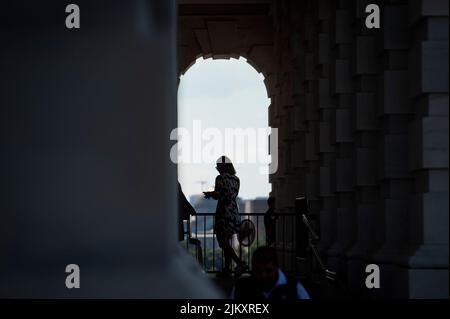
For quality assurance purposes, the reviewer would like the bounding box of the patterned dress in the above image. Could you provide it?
[213,173,241,238]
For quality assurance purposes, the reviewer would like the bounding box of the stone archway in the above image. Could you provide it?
[176,0,299,275]
[177,1,297,212]
[177,0,450,299]
[178,0,276,99]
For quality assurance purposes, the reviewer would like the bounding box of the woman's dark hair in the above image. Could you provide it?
[216,155,236,175]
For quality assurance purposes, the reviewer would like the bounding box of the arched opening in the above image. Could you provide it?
[177,56,271,201]
[175,56,273,273]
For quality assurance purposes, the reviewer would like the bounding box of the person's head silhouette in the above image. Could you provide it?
[215,155,236,175]
[251,246,279,290]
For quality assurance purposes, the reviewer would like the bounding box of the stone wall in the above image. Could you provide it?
[269,0,448,298]
[178,0,448,298]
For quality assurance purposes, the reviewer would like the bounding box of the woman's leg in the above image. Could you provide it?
[218,233,243,268]
[217,234,230,270]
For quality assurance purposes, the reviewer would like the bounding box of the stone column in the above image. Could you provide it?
[367,1,413,298]
[301,0,322,230]
[271,0,298,272]
[344,0,388,296]
[316,0,338,257]
[402,0,449,298]
[0,1,221,298]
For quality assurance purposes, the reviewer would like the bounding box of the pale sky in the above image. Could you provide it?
[177,57,271,200]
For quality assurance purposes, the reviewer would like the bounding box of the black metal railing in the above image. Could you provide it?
[300,213,350,298]
[181,213,297,274]
[301,214,336,281]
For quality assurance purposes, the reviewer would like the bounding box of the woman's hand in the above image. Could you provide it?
[203,191,212,199]
[204,191,218,200]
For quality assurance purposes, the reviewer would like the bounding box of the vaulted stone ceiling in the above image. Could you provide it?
[177,0,275,85]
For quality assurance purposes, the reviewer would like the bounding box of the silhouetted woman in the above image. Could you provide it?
[204,156,247,277]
